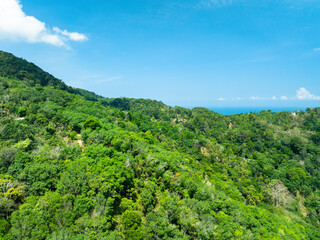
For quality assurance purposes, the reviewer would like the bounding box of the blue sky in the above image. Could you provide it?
[1,0,320,108]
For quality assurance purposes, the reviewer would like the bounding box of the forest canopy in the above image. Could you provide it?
[0,51,320,239]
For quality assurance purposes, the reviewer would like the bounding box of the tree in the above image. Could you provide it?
[140,182,157,214]
[83,118,100,130]
[121,210,142,240]
[264,179,293,206]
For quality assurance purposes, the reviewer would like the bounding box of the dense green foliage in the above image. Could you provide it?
[1,51,320,239]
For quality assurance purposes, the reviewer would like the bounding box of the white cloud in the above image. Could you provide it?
[314,48,320,51]
[272,96,277,100]
[218,97,226,101]
[53,27,87,42]
[296,87,320,100]
[0,0,87,46]
[280,96,288,100]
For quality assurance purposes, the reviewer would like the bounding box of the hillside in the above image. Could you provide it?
[0,51,320,239]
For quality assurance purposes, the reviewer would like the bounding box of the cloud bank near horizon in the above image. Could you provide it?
[0,0,87,46]
[218,87,320,101]
[296,87,320,100]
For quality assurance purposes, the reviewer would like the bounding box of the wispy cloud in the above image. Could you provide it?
[0,0,87,47]
[249,96,292,101]
[232,97,243,100]
[95,75,123,84]
[218,97,226,101]
[53,27,87,42]
[296,87,320,100]
[314,48,320,52]
[250,96,269,100]
[195,0,233,8]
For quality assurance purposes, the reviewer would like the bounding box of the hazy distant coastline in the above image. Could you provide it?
[209,107,308,115]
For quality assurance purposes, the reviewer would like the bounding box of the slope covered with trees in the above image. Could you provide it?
[0,51,320,239]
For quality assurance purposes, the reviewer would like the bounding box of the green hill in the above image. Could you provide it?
[0,51,320,239]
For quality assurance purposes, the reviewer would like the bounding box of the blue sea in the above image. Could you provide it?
[208,107,307,115]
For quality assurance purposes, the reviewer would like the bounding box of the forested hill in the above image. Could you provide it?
[0,50,167,108]
[0,51,104,101]
[1,52,320,239]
